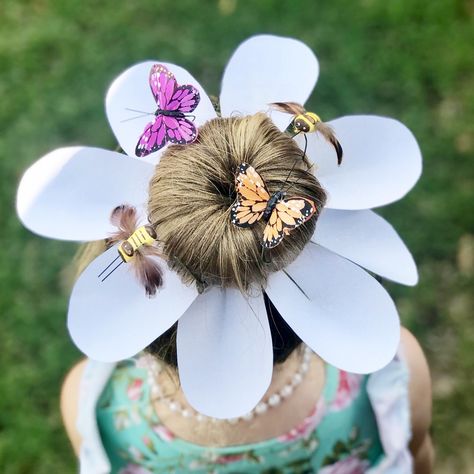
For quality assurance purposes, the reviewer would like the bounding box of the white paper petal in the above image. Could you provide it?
[313,209,418,285]
[106,61,217,161]
[266,244,400,373]
[220,35,319,129]
[16,147,154,241]
[306,115,422,209]
[68,246,198,362]
[177,287,273,418]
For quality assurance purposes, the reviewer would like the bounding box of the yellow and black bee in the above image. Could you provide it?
[118,225,157,262]
[271,102,343,165]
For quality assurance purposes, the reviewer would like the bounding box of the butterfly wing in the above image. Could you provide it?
[262,197,316,248]
[149,64,177,109]
[135,116,167,157]
[168,85,200,113]
[231,164,270,228]
[162,115,198,145]
[150,65,200,112]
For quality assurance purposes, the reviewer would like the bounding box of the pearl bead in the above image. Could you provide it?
[242,412,254,421]
[169,401,179,412]
[255,402,268,414]
[228,418,239,424]
[280,384,293,398]
[292,373,303,386]
[301,362,309,373]
[268,394,281,406]
[181,409,191,418]
[196,413,204,422]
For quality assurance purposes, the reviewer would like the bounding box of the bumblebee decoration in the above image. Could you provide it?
[117,225,157,262]
[271,102,343,166]
[98,224,158,283]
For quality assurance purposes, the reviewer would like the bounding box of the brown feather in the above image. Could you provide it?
[109,205,139,243]
[269,102,306,115]
[134,250,163,297]
[316,123,344,165]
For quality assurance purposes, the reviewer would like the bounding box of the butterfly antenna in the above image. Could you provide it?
[101,260,124,282]
[120,115,151,123]
[282,133,308,193]
[302,133,308,159]
[125,107,153,115]
[97,255,121,279]
[120,108,155,123]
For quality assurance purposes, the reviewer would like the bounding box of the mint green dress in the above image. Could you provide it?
[96,357,384,473]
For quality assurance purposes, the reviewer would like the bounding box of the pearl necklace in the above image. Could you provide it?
[141,345,312,424]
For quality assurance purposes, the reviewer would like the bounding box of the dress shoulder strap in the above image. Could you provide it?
[77,359,116,474]
[366,348,413,473]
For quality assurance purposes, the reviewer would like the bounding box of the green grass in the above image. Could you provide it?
[1,0,473,472]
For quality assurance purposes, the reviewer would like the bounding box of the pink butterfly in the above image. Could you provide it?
[135,64,200,157]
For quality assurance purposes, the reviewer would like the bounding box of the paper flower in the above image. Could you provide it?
[16,35,422,419]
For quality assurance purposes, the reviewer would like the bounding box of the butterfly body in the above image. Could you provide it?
[231,163,316,248]
[263,190,285,221]
[271,101,343,165]
[135,64,200,157]
[154,109,185,117]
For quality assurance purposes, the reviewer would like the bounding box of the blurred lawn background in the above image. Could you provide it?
[0,0,473,472]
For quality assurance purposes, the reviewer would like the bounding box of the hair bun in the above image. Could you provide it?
[148,113,326,292]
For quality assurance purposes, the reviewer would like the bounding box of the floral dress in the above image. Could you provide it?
[95,358,385,473]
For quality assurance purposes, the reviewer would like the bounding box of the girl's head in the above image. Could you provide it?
[145,113,326,366]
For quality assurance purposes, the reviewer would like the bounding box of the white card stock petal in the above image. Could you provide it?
[106,61,217,161]
[177,287,273,418]
[16,147,154,241]
[68,246,198,362]
[220,35,319,130]
[313,209,418,285]
[267,244,400,373]
[307,116,422,209]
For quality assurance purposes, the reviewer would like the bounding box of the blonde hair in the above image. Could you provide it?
[148,113,326,292]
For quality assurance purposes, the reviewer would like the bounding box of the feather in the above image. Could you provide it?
[134,249,163,297]
[316,122,344,165]
[109,205,138,240]
[269,102,306,115]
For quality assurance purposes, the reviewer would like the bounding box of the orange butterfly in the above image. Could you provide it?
[230,163,316,248]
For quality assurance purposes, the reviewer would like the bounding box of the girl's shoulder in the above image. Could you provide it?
[60,358,88,455]
[399,328,434,471]
[400,328,432,441]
